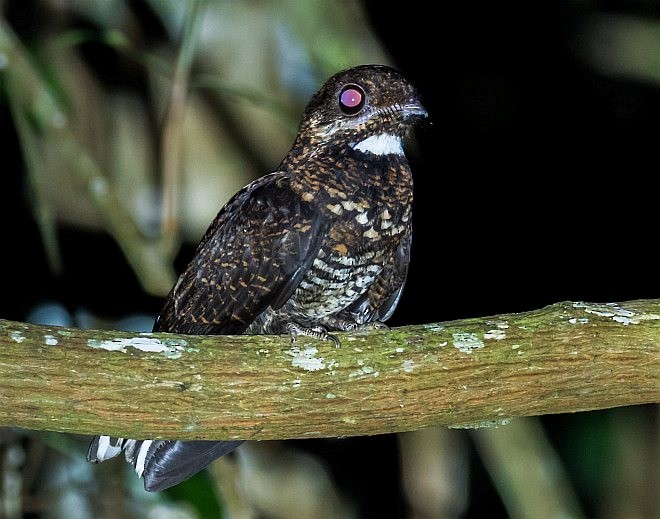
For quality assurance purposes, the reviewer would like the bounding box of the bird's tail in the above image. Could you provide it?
[87,436,244,491]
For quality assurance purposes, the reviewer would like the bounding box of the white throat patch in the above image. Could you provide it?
[352,133,404,156]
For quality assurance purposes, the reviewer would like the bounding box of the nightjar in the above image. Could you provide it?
[87,64,427,491]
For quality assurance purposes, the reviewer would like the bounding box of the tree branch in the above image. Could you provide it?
[0,300,658,440]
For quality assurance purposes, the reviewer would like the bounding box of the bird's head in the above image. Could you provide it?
[297,65,428,156]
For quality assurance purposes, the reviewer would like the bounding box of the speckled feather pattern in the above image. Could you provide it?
[88,64,427,492]
[154,65,425,337]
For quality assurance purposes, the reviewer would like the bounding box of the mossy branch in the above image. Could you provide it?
[0,300,658,441]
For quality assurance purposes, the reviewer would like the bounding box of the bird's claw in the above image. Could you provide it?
[286,323,341,348]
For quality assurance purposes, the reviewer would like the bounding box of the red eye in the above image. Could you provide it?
[339,84,365,115]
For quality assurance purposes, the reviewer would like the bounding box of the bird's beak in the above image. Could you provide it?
[402,101,428,120]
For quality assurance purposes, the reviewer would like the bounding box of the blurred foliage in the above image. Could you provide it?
[0,0,390,297]
[164,470,223,519]
[0,0,658,518]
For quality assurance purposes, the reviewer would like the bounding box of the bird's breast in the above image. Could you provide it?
[281,153,413,322]
[288,203,409,319]
[292,248,382,318]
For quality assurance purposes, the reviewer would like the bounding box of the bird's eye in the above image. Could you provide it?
[339,84,366,115]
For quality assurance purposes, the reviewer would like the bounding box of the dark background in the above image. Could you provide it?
[5,2,660,323]
[379,1,660,326]
[1,1,658,518]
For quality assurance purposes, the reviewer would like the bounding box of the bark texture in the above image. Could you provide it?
[0,300,658,440]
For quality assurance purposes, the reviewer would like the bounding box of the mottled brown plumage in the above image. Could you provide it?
[154,65,425,342]
[88,64,427,491]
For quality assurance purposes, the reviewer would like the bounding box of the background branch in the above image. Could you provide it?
[1,299,657,440]
[159,0,204,244]
[0,18,176,296]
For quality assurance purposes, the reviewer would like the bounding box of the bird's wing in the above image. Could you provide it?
[93,173,327,493]
[154,172,326,335]
[376,228,412,321]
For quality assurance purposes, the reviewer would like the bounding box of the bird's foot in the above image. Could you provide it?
[356,321,389,331]
[323,318,390,333]
[286,322,341,348]
[317,316,390,332]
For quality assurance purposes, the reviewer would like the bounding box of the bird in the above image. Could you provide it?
[87,64,427,491]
